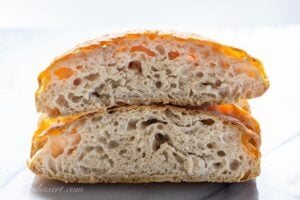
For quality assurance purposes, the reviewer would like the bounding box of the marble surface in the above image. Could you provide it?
[0,26,300,199]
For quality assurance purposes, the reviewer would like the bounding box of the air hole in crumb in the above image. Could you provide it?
[85,73,100,81]
[217,151,226,157]
[67,147,76,155]
[141,118,166,129]
[155,81,162,88]
[95,83,105,93]
[153,133,170,151]
[108,140,119,149]
[109,159,114,167]
[91,116,102,122]
[114,121,119,126]
[166,69,172,75]
[213,162,223,169]
[73,78,82,86]
[196,72,203,78]
[91,91,101,98]
[129,136,135,142]
[151,66,158,72]
[111,79,121,89]
[230,160,240,171]
[239,155,244,161]
[142,152,146,158]
[108,63,116,67]
[155,133,169,143]
[209,63,216,67]
[127,119,138,131]
[207,142,216,149]
[215,80,222,87]
[56,95,68,107]
[70,95,83,103]
[119,149,127,156]
[100,154,108,160]
[137,147,141,152]
[189,90,194,97]
[201,119,215,126]
[76,65,83,70]
[154,74,160,78]
[84,146,94,153]
[171,83,177,88]
[96,146,104,153]
[172,152,184,164]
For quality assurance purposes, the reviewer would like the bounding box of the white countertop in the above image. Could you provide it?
[0,25,300,199]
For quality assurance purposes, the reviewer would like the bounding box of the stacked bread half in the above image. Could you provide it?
[28,30,269,183]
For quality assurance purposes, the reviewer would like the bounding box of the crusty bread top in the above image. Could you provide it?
[36,30,269,97]
[30,104,260,159]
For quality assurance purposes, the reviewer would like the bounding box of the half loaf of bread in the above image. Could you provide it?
[28,104,260,183]
[35,30,269,117]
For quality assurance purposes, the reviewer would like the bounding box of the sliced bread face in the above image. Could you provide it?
[35,31,269,117]
[28,105,260,183]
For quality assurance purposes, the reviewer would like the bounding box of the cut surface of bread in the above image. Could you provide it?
[28,105,260,183]
[35,30,269,117]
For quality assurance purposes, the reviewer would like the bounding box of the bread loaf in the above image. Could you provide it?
[29,30,268,183]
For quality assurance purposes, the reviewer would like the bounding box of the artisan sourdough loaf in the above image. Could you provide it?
[28,105,260,183]
[35,30,269,117]
[29,30,268,183]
